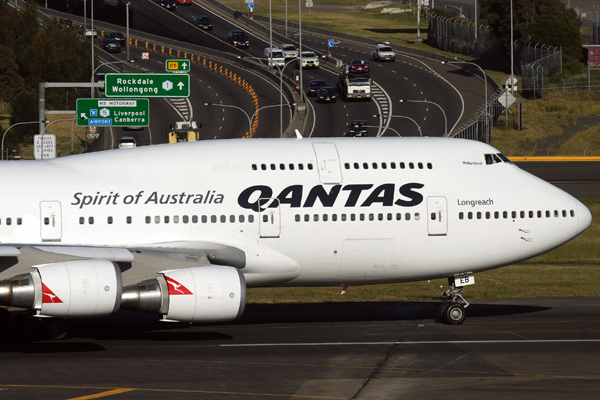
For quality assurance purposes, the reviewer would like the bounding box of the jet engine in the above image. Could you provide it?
[0,259,122,318]
[121,266,246,323]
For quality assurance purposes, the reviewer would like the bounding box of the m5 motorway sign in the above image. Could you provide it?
[166,59,190,73]
[76,99,150,127]
[104,73,190,98]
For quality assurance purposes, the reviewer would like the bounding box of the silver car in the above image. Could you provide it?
[279,44,299,59]
[372,43,396,62]
[296,51,320,69]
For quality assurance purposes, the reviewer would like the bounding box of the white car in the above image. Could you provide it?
[118,136,137,149]
[296,51,320,69]
[262,47,285,67]
[279,44,299,59]
[371,43,396,62]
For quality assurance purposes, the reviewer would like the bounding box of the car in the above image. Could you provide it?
[60,19,74,28]
[296,51,320,69]
[227,30,249,48]
[118,136,137,149]
[307,80,328,96]
[157,0,176,10]
[317,87,337,103]
[262,47,285,67]
[100,38,121,53]
[371,43,396,61]
[107,32,126,47]
[346,120,369,137]
[175,0,191,4]
[192,15,213,30]
[77,25,97,37]
[348,59,370,75]
[279,43,298,59]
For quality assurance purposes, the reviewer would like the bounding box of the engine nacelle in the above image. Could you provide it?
[121,266,246,323]
[0,260,122,318]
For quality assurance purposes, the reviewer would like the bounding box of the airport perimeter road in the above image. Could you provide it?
[517,161,600,198]
[1,297,600,399]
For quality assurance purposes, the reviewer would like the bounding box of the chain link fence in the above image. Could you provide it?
[518,43,562,99]
[594,8,600,44]
[427,12,504,62]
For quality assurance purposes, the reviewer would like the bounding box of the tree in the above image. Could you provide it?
[0,45,25,103]
[480,0,582,70]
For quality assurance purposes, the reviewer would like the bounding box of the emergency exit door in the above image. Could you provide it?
[40,201,62,242]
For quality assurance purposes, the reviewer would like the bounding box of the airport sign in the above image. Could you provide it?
[166,59,191,73]
[104,73,190,97]
[76,98,150,127]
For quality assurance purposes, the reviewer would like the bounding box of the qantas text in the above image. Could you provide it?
[238,183,424,212]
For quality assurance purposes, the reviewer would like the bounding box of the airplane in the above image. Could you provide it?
[0,137,592,337]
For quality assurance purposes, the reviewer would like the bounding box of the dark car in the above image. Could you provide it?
[60,19,74,28]
[317,87,337,103]
[100,38,121,53]
[227,30,249,48]
[347,120,369,137]
[157,0,176,10]
[192,15,213,30]
[348,59,370,75]
[107,32,126,47]
[307,80,328,96]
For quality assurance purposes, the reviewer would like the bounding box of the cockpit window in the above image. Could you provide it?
[485,153,513,165]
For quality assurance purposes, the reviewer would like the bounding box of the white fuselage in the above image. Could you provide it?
[0,137,591,287]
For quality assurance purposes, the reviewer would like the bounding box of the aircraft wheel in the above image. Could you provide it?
[44,319,68,340]
[438,301,452,322]
[442,303,466,325]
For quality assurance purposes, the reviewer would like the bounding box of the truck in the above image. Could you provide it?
[338,64,371,101]
[168,121,200,143]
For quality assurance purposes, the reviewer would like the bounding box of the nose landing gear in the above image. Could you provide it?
[439,275,472,325]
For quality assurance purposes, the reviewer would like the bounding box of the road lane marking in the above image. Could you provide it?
[68,388,136,399]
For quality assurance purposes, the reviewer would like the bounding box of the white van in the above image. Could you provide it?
[262,47,285,68]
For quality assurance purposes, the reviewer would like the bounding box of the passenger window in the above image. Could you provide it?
[304,214,309,222]
[405,213,411,221]
[360,214,365,221]
[314,214,319,221]
[192,215,198,223]
[503,211,508,219]
[485,212,490,219]
[211,215,217,223]
[79,217,84,225]
[520,211,525,218]
[529,211,533,218]
[164,216,170,224]
[562,210,567,218]
[299,164,304,170]
[494,211,499,219]
[477,212,481,219]
[341,214,347,221]
[387,213,392,221]
[127,216,132,224]
[220,215,226,223]
[332,214,337,221]
[107,217,113,224]
[415,213,420,220]
[239,215,245,223]
[248,215,254,223]
[351,214,356,221]
[368,213,374,221]
[511,211,516,219]
[396,213,402,220]
[382,162,387,169]
[344,163,350,169]
[295,214,300,222]
[400,162,405,169]
[363,162,369,169]
[418,162,423,169]
[554,210,559,218]
[427,163,433,169]
[6,218,10,225]
[201,215,207,223]
[468,212,473,220]
[261,164,266,170]
[323,214,328,221]
[391,162,396,169]
[431,212,437,220]
[89,217,94,225]
[44,217,50,225]
[409,162,414,169]
[173,216,179,223]
[263,215,268,222]
[354,162,359,169]
[537,211,542,218]
[307,163,313,170]
[289,164,295,170]
[252,164,257,171]
[183,215,189,223]
[230,215,235,223]
[270,164,276,170]
[546,210,551,218]
[372,162,378,169]
[570,210,575,217]
[17,218,22,225]
[280,163,285,170]
[459,212,464,220]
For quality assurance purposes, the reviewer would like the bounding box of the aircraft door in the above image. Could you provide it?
[312,142,343,184]
[259,198,281,238]
[427,196,448,236]
[40,201,62,242]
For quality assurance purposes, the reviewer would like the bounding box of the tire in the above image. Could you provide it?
[44,319,68,340]
[438,301,452,322]
[442,303,466,325]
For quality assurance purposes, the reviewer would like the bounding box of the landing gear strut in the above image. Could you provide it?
[439,277,471,325]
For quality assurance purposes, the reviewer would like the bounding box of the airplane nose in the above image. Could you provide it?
[576,200,592,236]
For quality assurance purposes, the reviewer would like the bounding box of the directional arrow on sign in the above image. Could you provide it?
[177,82,185,90]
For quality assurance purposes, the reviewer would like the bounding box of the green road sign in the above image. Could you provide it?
[166,59,191,72]
[104,73,190,97]
[76,98,150,127]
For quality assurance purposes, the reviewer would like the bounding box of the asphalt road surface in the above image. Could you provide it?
[1,297,600,399]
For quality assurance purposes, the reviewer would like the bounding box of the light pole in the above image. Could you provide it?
[126,2,131,62]
[442,60,488,142]
[91,60,134,98]
[399,99,447,135]
[374,114,422,137]
[2,121,42,160]
[205,103,295,138]
[238,56,296,137]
